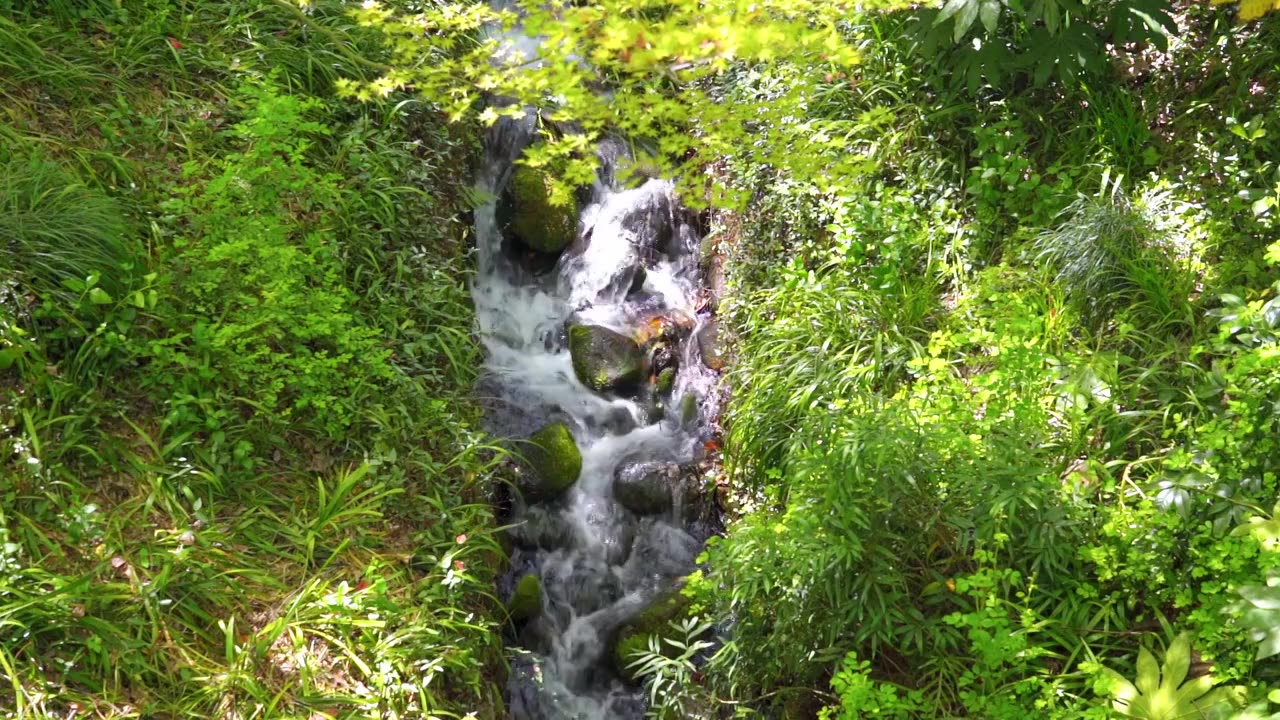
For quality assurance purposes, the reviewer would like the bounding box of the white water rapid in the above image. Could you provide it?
[472,117,722,718]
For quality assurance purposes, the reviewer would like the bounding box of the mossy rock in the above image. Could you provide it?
[523,422,581,499]
[695,317,726,370]
[655,367,676,394]
[507,573,541,625]
[508,165,577,254]
[611,591,700,682]
[568,324,644,393]
[680,393,698,426]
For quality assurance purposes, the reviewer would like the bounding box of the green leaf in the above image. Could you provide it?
[1097,633,1239,719]
[935,0,968,25]
[955,0,981,40]
[979,0,1002,33]
[1258,629,1280,660]
[1163,634,1191,689]
[88,287,113,305]
[1135,646,1160,695]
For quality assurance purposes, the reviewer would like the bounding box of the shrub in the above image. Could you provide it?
[1033,182,1193,332]
[145,80,395,444]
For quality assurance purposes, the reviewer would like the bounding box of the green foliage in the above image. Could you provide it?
[1033,179,1193,331]
[0,152,137,309]
[697,11,1280,716]
[0,2,505,716]
[629,616,716,719]
[147,79,394,443]
[1091,634,1243,719]
[913,0,1177,90]
[349,0,901,200]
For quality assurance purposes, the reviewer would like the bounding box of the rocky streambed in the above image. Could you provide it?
[472,121,725,719]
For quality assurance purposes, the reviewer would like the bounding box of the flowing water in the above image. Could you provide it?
[472,106,722,720]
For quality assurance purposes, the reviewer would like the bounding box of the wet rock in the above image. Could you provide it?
[650,344,678,378]
[508,573,542,625]
[647,400,665,424]
[611,589,705,682]
[542,552,624,619]
[568,324,644,393]
[618,181,675,259]
[582,404,638,437]
[695,318,726,370]
[576,495,638,565]
[655,367,676,394]
[627,265,647,296]
[614,462,681,515]
[508,506,578,551]
[634,310,696,347]
[522,423,582,500]
[502,165,577,255]
[622,520,702,584]
[680,393,698,426]
[599,263,649,302]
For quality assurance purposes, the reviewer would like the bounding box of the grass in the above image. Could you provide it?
[0,153,137,307]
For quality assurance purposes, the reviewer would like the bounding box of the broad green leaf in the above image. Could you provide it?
[954,0,981,40]
[979,0,1002,33]
[1098,633,1240,720]
[88,287,113,305]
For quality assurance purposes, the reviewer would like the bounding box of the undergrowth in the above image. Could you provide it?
[1,2,506,717]
[669,7,1280,720]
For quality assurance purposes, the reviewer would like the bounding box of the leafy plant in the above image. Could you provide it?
[629,616,716,719]
[915,0,1177,90]
[1092,634,1243,719]
[1033,178,1190,331]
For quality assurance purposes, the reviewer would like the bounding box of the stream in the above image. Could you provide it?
[472,113,723,719]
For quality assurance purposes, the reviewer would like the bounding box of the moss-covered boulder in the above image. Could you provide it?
[568,324,644,393]
[655,367,676,394]
[522,422,581,500]
[695,318,726,370]
[507,573,541,625]
[680,393,698,426]
[506,165,577,254]
[611,591,701,682]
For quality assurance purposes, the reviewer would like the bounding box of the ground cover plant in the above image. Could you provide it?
[1,2,508,717]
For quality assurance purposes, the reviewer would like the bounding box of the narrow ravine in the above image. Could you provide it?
[472,112,723,717]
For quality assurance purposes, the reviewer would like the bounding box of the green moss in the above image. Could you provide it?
[655,367,676,394]
[568,324,644,393]
[680,393,698,425]
[507,573,541,624]
[509,165,576,254]
[525,422,582,499]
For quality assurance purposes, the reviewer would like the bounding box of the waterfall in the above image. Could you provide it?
[472,93,722,720]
